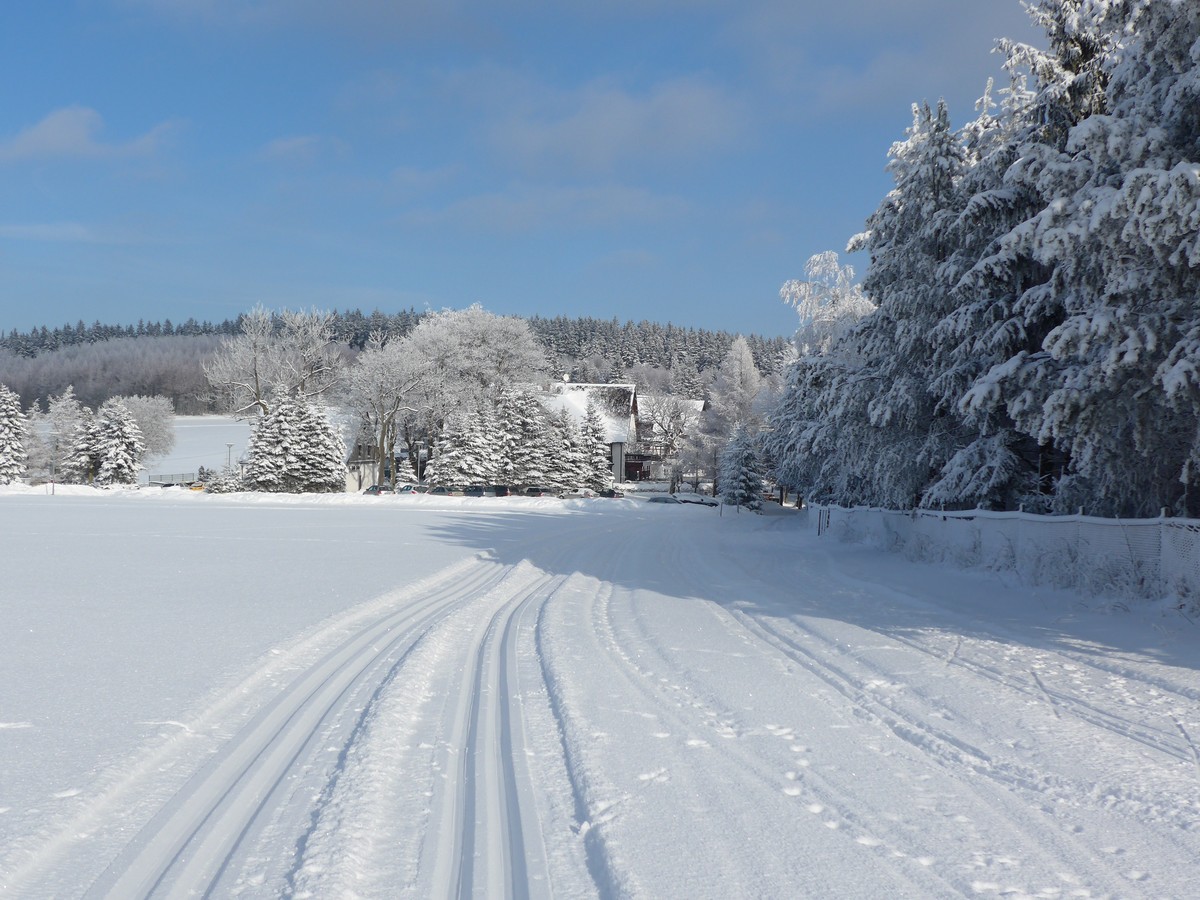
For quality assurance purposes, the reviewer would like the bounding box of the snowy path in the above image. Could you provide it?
[1,493,1198,897]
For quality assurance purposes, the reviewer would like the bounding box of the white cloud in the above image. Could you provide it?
[401,183,688,232]
[488,76,748,176]
[727,0,1041,116]
[258,135,350,165]
[0,107,178,164]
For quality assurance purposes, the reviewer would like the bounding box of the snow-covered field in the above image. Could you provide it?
[1,488,1198,898]
[140,415,252,484]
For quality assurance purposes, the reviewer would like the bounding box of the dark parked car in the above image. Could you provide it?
[597,488,625,498]
[362,484,393,495]
[427,485,461,496]
[463,485,498,497]
[677,494,719,507]
[523,486,554,497]
[645,494,682,504]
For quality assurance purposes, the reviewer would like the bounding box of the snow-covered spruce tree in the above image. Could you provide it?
[582,398,613,490]
[425,406,499,485]
[766,253,876,504]
[719,427,764,508]
[67,405,101,484]
[295,402,348,493]
[92,399,146,486]
[0,384,29,484]
[545,407,588,490]
[849,99,970,508]
[111,394,176,462]
[961,0,1200,516]
[496,388,555,487]
[774,100,968,509]
[244,394,346,493]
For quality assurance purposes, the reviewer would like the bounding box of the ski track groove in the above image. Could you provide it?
[450,571,564,900]
[674,529,1196,888]
[77,558,510,899]
[551,519,957,898]
[595,528,968,897]
[418,516,626,900]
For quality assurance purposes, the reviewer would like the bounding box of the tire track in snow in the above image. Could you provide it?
[69,557,510,900]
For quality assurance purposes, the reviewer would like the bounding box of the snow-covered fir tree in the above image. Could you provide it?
[581,398,613,490]
[719,427,764,508]
[0,384,29,485]
[67,406,101,484]
[244,394,346,493]
[91,399,146,486]
[425,405,500,485]
[497,388,556,487]
[768,0,1200,517]
[545,407,588,490]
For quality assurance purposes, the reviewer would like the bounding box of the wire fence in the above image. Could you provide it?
[811,505,1200,603]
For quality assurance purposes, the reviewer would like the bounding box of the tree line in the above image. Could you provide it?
[0,310,789,417]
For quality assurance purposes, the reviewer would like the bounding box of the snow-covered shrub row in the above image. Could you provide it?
[768,0,1200,519]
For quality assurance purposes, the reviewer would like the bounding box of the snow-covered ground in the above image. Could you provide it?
[1,488,1197,898]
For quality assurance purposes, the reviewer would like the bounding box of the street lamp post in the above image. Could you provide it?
[414,440,425,484]
[226,442,234,470]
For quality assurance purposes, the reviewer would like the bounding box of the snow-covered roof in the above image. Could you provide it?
[543,382,637,445]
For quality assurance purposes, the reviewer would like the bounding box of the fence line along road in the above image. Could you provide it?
[811,505,1200,603]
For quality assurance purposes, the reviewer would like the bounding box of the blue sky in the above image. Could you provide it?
[1,1,1040,338]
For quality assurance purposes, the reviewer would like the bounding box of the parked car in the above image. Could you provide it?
[362,484,393,495]
[463,484,498,497]
[645,494,682,504]
[597,488,625,498]
[558,488,596,499]
[427,485,461,496]
[395,484,428,494]
[523,486,555,497]
[677,494,719,507]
